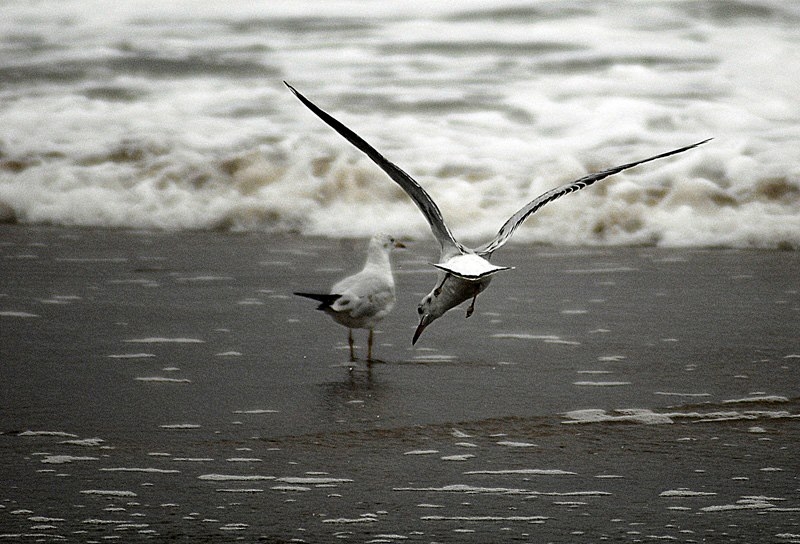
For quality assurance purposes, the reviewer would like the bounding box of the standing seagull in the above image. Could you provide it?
[295,233,404,361]
[286,82,710,344]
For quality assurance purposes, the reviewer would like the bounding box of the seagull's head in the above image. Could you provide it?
[365,233,405,268]
[371,232,406,252]
[412,270,493,345]
[413,291,444,345]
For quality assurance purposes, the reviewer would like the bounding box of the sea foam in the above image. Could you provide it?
[0,2,797,249]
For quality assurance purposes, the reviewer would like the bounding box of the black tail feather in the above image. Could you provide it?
[294,292,342,310]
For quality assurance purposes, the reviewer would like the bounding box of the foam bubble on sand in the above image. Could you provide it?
[61,438,104,447]
[198,474,275,481]
[404,449,439,456]
[394,484,528,495]
[41,455,99,464]
[175,275,234,282]
[547,338,582,345]
[80,490,137,497]
[704,410,792,423]
[745,495,787,502]
[496,441,537,448]
[410,354,459,364]
[563,409,673,425]
[125,337,205,343]
[654,391,712,398]
[276,476,353,485]
[422,515,549,522]
[660,489,717,497]
[701,499,777,512]
[81,518,131,525]
[100,467,180,474]
[56,257,127,263]
[107,353,156,359]
[722,395,789,404]
[492,332,582,346]
[159,424,200,430]
[38,295,80,304]
[554,501,586,507]
[573,381,632,387]
[135,376,191,383]
[322,517,378,524]
[271,485,311,492]
[20,431,79,438]
[491,333,561,341]
[0,311,39,318]
[441,454,476,461]
[173,457,213,462]
[232,409,279,414]
[465,469,576,476]
[220,523,249,531]
[28,516,65,523]
[237,298,264,305]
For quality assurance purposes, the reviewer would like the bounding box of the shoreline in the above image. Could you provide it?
[1,224,798,541]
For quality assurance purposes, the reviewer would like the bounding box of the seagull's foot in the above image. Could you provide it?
[465,295,477,318]
[433,273,450,297]
[348,329,357,362]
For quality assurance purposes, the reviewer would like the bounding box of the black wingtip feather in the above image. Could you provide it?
[294,292,342,311]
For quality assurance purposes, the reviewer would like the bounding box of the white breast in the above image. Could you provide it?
[433,254,511,281]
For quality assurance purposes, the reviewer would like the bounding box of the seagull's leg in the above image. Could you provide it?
[348,329,356,362]
[367,329,374,361]
[466,294,478,318]
[434,273,450,297]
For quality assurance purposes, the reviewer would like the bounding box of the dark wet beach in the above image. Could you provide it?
[1,225,798,542]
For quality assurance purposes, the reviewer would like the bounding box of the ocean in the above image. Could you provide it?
[1,0,798,248]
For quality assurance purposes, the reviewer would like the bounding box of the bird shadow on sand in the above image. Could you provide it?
[315,362,390,417]
[329,353,503,369]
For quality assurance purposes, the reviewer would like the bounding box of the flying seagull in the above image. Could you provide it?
[295,233,404,361]
[286,82,710,344]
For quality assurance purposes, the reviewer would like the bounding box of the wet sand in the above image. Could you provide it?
[1,225,798,542]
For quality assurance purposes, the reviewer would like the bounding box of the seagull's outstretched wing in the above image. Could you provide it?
[285,82,463,254]
[477,138,712,255]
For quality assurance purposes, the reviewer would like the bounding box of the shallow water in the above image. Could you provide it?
[1,226,798,541]
[1,1,799,247]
